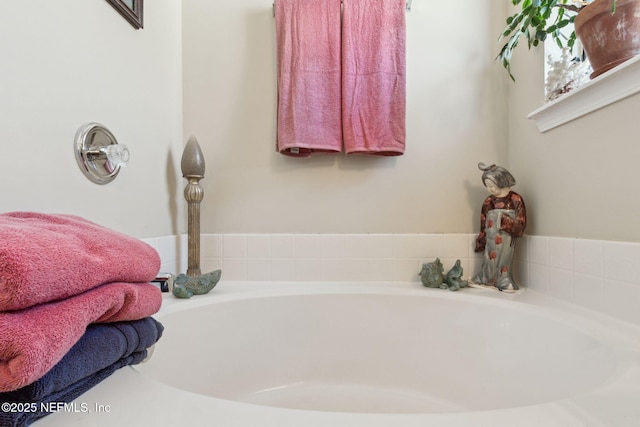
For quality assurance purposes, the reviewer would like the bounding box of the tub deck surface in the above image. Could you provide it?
[36,282,640,427]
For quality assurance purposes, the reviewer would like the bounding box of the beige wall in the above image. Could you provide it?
[182,0,510,234]
[13,1,632,242]
[0,0,183,238]
[507,41,640,242]
[0,1,510,239]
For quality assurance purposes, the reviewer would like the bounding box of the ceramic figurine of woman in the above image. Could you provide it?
[471,163,526,292]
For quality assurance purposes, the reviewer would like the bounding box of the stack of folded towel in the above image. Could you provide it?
[0,212,164,426]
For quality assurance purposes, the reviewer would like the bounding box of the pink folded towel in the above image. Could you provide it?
[275,0,343,157]
[342,0,406,156]
[0,281,162,392]
[0,212,161,311]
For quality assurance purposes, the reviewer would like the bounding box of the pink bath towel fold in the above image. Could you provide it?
[0,212,161,311]
[275,0,343,157]
[0,281,162,392]
[342,0,406,156]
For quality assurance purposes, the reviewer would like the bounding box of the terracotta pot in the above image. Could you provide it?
[575,0,640,78]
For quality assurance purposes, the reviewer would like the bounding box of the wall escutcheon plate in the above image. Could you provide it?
[74,122,124,185]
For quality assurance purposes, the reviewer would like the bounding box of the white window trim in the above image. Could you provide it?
[528,55,640,132]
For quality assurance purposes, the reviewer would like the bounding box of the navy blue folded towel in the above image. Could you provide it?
[0,317,163,426]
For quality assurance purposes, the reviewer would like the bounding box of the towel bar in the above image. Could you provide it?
[272,0,412,17]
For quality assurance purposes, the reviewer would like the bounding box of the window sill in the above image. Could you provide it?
[528,55,640,132]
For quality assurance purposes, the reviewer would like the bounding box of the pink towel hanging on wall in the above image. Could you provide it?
[342,0,406,156]
[274,0,343,157]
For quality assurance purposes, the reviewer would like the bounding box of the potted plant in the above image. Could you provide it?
[498,0,640,81]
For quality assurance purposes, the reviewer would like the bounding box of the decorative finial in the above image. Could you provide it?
[181,135,205,178]
[173,134,222,298]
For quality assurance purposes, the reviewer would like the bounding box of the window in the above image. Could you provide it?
[543,18,591,102]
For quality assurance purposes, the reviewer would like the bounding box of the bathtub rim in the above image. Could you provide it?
[140,281,637,413]
[38,281,640,427]
[156,281,640,345]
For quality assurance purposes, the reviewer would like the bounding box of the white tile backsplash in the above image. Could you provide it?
[443,234,470,259]
[528,236,549,266]
[419,234,445,258]
[201,234,223,258]
[270,258,296,281]
[271,234,295,258]
[573,239,603,277]
[364,234,395,258]
[366,258,397,282]
[200,257,223,275]
[146,233,640,326]
[223,234,247,258]
[295,235,322,258]
[295,258,322,281]
[392,234,421,258]
[222,257,247,280]
[549,237,572,270]
[603,241,640,285]
[247,258,271,281]
[247,235,271,258]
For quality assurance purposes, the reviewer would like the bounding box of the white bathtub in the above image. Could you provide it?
[40,282,640,427]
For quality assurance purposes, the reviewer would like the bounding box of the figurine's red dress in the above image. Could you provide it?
[473,191,526,291]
